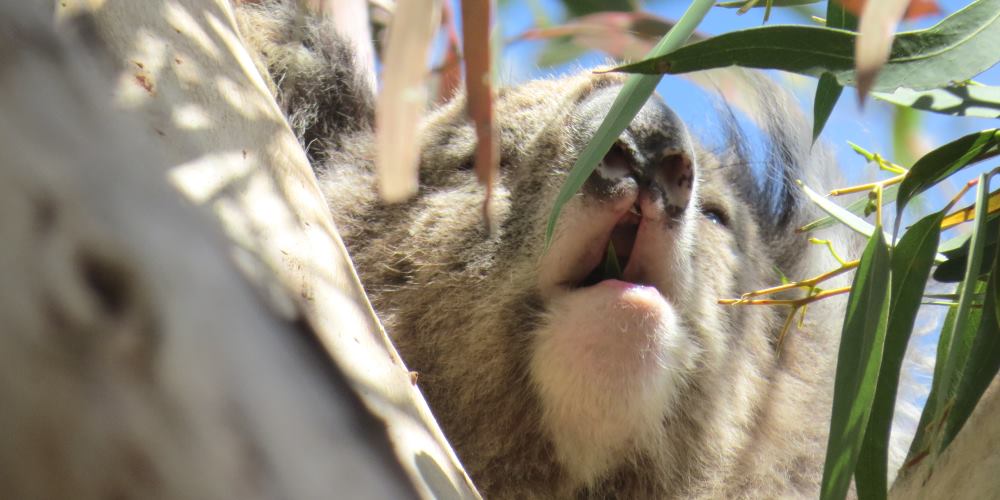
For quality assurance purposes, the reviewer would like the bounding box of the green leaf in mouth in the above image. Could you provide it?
[603,241,624,281]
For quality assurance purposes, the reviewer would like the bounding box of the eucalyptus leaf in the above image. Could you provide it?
[821,229,891,500]
[895,129,1000,218]
[799,182,890,241]
[799,184,899,233]
[942,216,1000,449]
[611,0,1000,94]
[906,285,965,460]
[810,0,856,142]
[856,211,943,500]
[930,173,994,457]
[873,85,1000,119]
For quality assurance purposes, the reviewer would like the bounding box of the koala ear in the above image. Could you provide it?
[720,71,834,238]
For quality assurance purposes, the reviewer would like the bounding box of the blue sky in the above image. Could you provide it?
[491,0,998,199]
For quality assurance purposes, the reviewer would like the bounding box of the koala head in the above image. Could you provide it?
[236,2,853,496]
[319,71,849,498]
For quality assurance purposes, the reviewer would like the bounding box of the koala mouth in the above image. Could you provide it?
[577,205,642,288]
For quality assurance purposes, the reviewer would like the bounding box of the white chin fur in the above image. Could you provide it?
[530,282,699,485]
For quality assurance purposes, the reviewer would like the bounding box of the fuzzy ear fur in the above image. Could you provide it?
[235,1,374,163]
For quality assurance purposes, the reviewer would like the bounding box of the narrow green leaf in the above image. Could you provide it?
[603,241,623,280]
[813,73,842,142]
[931,173,994,455]
[906,289,963,460]
[799,184,899,233]
[942,191,1000,449]
[856,211,943,500]
[544,0,716,245]
[895,129,1000,221]
[810,0,856,142]
[821,229,892,500]
[825,0,858,32]
[873,85,1000,119]
[800,182,889,240]
[611,0,1000,93]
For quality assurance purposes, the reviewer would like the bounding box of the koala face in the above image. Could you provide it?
[318,71,845,498]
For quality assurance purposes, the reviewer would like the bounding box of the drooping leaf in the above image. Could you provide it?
[894,129,1000,216]
[813,73,843,141]
[853,0,911,100]
[873,84,1000,119]
[856,210,943,500]
[611,0,1000,94]
[942,215,1000,449]
[821,228,892,500]
[906,285,965,461]
[930,173,994,456]
[544,0,716,245]
[811,0,857,141]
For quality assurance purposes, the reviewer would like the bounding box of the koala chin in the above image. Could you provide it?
[237,2,860,498]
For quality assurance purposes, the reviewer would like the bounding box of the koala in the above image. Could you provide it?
[237,2,859,498]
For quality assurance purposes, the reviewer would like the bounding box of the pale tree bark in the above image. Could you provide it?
[889,377,1000,499]
[0,1,476,498]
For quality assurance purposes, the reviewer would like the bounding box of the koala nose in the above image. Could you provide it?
[577,86,696,221]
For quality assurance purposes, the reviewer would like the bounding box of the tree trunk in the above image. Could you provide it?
[0,1,477,498]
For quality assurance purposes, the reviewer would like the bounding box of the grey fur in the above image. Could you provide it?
[237,2,860,498]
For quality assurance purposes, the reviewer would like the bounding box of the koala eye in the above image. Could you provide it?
[701,206,729,227]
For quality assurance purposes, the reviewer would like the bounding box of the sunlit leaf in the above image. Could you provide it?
[799,185,898,233]
[611,0,1000,94]
[873,84,1000,119]
[856,210,943,500]
[821,228,891,500]
[941,188,1000,229]
[799,182,888,240]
